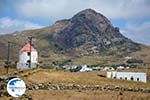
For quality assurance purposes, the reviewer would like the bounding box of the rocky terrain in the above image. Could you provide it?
[0,9,142,60]
[52,9,141,56]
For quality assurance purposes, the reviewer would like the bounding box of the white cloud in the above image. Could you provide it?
[121,22,150,45]
[15,0,89,21]
[0,17,44,34]
[91,0,150,19]
[15,0,150,20]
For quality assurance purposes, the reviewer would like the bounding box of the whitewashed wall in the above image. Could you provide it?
[17,51,38,70]
[19,51,38,63]
[17,63,37,70]
[107,72,147,83]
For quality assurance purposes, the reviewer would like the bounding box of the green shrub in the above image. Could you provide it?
[126,59,143,64]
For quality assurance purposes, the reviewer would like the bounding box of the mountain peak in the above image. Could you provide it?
[0,9,141,58]
[64,9,114,32]
[71,9,112,29]
[54,9,140,54]
[78,8,98,14]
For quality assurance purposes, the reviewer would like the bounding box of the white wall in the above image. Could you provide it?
[19,51,38,63]
[107,72,147,83]
[17,51,38,70]
[17,63,37,70]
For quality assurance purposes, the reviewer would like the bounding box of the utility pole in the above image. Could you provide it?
[4,41,22,74]
[5,41,11,74]
[28,36,33,68]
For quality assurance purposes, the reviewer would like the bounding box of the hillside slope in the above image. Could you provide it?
[0,9,143,61]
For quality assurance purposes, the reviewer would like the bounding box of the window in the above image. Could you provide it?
[27,60,30,63]
[27,52,30,56]
[131,77,134,80]
[120,77,122,79]
[137,78,139,81]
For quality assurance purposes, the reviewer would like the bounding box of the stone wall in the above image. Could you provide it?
[27,83,150,93]
[0,69,150,99]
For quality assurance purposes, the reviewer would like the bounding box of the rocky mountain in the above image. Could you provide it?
[47,9,141,55]
[0,9,141,59]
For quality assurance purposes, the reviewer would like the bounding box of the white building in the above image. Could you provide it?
[107,71,147,83]
[103,67,115,71]
[80,65,93,72]
[17,43,38,70]
[117,66,125,70]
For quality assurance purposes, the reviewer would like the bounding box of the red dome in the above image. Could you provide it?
[21,43,36,52]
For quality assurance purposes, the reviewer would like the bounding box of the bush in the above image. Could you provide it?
[70,66,82,72]
[52,59,72,67]
[126,59,143,64]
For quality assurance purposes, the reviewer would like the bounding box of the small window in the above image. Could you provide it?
[27,52,30,56]
[27,60,30,63]
[131,77,134,80]
[125,77,127,80]
[137,78,139,81]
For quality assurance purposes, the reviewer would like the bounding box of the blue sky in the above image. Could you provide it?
[0,0,150,45]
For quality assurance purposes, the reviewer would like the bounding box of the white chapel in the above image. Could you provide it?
[17,43,38,70]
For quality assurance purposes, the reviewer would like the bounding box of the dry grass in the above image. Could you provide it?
[0,67,17,75]
[130,47,150,63]
[28,90,150,100]
[1,90,150,100]
[1,66,150,88]
[23,69,150,88]
[1,68,150,100]
[72,55,121,65]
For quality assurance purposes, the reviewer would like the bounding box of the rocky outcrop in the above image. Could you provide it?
[53,8,141,55]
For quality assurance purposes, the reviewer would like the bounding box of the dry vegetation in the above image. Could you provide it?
[0,67,17,75]
[23,69,150,100]
[1,90,150,100]
[1,68,150,100]
[130,47,150,63]
[28,90,150,100]
[0,67,150,88]
[72,55,121,65]
[22,69,150,88]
